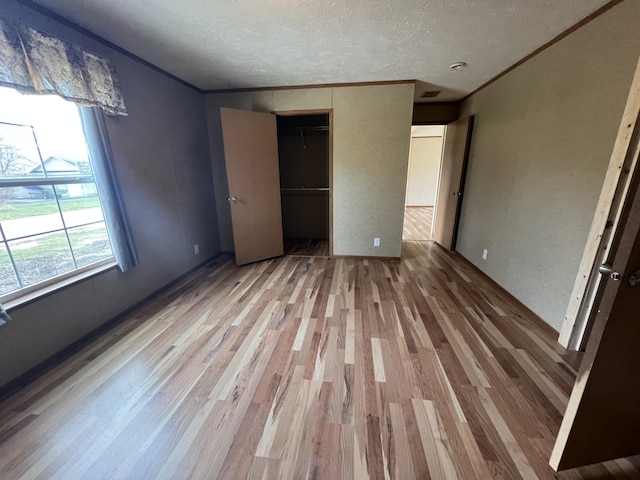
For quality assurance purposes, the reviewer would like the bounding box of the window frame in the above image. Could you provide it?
[0,257,116,307]
[0,111,117,304]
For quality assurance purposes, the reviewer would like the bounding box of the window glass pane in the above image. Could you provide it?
[0,88,90,178]
[9,231,74,286]
[0,123,43,179]
[58,187,104,228]
[0,185,64,240]
[68,222,113,267]
[29,97,90,178]
[0,243,20,295]
[0,87,116,298]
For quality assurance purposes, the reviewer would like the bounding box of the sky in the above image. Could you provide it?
[0,86,89,174]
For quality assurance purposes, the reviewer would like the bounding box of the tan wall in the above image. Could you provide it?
[206,83,415,257]
[458,0,640,331]
[406,136,443,206]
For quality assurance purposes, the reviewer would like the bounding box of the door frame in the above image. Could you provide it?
[402,124,446,241]
[558,58,640,350]
[272,109,334,257]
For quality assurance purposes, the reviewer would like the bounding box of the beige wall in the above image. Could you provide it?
[206,83,415,257]
[406,135,443,206]
[0,1,219,388]
[458,0,640,331]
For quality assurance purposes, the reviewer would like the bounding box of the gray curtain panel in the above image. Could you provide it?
[80,107,139,272]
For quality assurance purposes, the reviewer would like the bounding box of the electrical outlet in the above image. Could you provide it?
[482,248,488,260]
[194,243,200,255]
[373,237,381,247]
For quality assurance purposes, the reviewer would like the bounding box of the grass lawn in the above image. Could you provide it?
[9,224,111,264]
[0,223,113,293]
[0,196,101,221]
[0,196,110,295]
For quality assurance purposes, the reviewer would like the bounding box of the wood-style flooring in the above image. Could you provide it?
[403,206,433,241]
[284,238,330,257]
[1,242,639,479]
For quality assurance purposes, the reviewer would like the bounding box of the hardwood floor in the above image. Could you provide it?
[1,242,639,479]
[403,206,433,241]
[284,238,330,257]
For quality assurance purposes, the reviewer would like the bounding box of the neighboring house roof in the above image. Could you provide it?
[29,156,91,175]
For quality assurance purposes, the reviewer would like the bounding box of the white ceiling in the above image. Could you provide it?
[33,0,612,101]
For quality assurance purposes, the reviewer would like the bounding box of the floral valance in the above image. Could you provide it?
[0,17,127,116]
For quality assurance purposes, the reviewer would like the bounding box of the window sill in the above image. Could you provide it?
[2,259,119,311]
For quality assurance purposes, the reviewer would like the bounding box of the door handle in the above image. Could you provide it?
[599,264,621,281]
[227,196,239,203]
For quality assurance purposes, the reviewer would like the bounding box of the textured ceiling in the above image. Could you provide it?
[33,0,612,101]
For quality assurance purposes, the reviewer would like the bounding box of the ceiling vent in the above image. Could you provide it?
[420,90,441,98]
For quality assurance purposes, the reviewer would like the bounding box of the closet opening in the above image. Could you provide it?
[276,112,332,257]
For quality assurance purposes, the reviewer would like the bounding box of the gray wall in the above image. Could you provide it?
[0,1,219,388]
[206,84,415,257]
[458,0,640,331]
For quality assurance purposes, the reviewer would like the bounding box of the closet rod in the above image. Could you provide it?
[278,126,329,131]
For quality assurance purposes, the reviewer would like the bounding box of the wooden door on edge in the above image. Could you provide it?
[550,171,640,470]
[559,58,640,350]
[220,107,283,266]
[432,116,474,250]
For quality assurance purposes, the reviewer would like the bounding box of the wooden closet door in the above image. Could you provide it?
[220,107,283,266]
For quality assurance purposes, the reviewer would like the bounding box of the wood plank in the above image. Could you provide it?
[2,242,640,478]
[403,206,434,241]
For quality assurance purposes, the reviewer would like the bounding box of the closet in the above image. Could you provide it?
[276,114,330,256]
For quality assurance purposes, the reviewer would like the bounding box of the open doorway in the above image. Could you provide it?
[403,125,445,241]
[276,112,331,257]
[403,116,474,252]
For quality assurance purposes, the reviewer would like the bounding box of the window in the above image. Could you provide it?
[0,86,115,300]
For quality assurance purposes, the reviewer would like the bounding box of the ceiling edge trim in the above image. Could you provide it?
[203,79,416,95]
[461,0,624,103]
[17,0,204,93]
